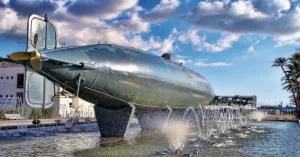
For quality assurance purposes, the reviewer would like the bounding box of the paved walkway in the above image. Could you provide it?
[0,117,97,127]
[263,114,297,121]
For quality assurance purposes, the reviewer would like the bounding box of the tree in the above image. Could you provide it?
[288,53,300,117]
[272,55,300,118]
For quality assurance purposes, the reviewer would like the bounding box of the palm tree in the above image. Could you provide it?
[288,53,300,116]
[272,57,298,116]
[273,53,300,118]
[289,95,296,105]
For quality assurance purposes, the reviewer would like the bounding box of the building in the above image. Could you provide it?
[209,95,257,108]
[0,62,24,108]
[0,61,95,118]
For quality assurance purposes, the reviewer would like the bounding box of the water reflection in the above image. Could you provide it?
[0,124,100,157]
[0,120,299,157]
[87,131,169,157]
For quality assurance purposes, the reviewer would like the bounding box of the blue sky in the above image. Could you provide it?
[0,0,300,105]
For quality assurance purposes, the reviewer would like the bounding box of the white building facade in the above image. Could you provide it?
[0,61,95,118]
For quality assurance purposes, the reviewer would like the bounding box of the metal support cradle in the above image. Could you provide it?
[76,73,83,97]
[73,73,84,111]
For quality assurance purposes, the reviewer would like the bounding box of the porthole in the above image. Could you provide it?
[11,76,14,79]
[6,76,9,79]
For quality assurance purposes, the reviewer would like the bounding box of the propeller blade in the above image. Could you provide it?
[30,34,42,70]
[9,52,31,60]
[31,49,42,70]
[8,33,43,70]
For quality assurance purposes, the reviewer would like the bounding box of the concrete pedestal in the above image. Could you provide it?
[135,106,172,131]
[94,105,135,137]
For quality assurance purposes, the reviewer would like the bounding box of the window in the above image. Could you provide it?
[17,74,24,88]
[6,95,8,98]
[10,95,13,97]
[0,95,2,98]
[11,76,14,79]
[0,76,3,79]
[6,76,8,79]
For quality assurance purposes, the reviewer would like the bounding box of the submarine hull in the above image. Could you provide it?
[42,44,215,109]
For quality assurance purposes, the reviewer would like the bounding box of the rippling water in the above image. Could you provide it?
[0,124,101,157]
[0,121,299,157]
[239,122,300,157]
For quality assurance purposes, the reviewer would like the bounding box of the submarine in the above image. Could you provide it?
[3,14,215,137]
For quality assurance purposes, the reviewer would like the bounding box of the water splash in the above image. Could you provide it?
[161,120,190,155]
[250,111,266,121]
[160,105,259,154]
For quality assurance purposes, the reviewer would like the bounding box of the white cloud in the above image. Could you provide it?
[194,60,232,67]
[248,46,254,52]
[160,28,178,53]
[0,8,26,39]
[198,58,208,62]
[56,20,180,55]
[0,0,185,56]
[143,0,180,22]
[187,0,300,46]
[175,55,192,64]
[229,1,268,19]
[55,20,159,51]
[179,29,239,52]
[132,6,144,12]
[111,12,149,33]
[193,1,267,20]
[223,0,231,5]
[176,58,192,64]
[179,29,200,45]
[4,0,300,54]
[252,0,291,15]
[176,55,188,59]
[0,2,180,55]
[202,33,239,52]
[65,0,139,20]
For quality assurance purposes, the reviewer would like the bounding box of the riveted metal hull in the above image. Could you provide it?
[41,44,215,109]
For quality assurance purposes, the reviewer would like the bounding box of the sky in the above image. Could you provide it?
[0,0,300,105]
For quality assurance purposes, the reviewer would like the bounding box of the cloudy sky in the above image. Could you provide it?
[0,0,299,105]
